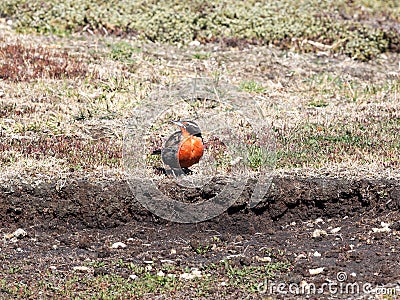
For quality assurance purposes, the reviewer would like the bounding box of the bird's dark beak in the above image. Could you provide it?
[171,120,185,127]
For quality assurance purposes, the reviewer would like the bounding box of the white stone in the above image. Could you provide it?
[13,228,27,239]
[160,259,174,264]
[312,229,327,238]
[189,40,201,47]
[256,256,272,262]
[111,242,127,249]
[313,251,321,257]
[330,227,342,233]
[296,253,307,260]
[309,267,324,275]
[372,226,391,233]
[180,272,195,280]
[191,268,202,277]
[179,268,202,280]
[73,266,91,272]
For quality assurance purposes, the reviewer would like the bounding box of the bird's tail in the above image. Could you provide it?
[151,149,162,155]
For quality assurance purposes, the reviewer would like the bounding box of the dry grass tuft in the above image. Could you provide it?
[0,135,121,169]
[0,43,98,82]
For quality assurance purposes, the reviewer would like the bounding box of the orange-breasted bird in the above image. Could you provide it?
[153,121,204,176]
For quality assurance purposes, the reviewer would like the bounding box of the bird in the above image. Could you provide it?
[152,120,204,176]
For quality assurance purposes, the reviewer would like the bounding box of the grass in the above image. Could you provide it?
[0,135,121,171]
[275,118,400,169]
[192,52,210,60]
[240,81,266,93]
[246,144,275,171]
[0,34,399,176]
[307,99,329,108]
[0,259,290,298]
[0,1,399,178]
[0,44,97,82]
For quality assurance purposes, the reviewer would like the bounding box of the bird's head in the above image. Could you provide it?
[171,120,202,137]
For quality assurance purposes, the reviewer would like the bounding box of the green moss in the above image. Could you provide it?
[240,80,266,93]
[0,0,399,60]
[308,99,329,107]
[108,41,141,64]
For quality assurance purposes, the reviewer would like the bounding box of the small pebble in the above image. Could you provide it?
[309,267,324,275]
[189,40,201,47]
[111,242,127,249]
[160,259,174,264]
[312,229,327,238]
[145,265,152,271]
[372,225,391,233]
[129,274,138,280]
[179,268,202,280]
[13,228,27,239]
[73,266,91,273]
[4,228,27,240]
[330,227,341,234]
[313,251,321,257]
[180,272,195,280]
[296,253,307,260]
[191,268,202,277]
[255,256,272,262]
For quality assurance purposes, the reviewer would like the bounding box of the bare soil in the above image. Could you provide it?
[1,174,399,298]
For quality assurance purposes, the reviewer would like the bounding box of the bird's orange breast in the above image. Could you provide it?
[177,136,204,168]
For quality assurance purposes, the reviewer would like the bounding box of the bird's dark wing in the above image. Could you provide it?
[164,131,181,148]
[161,131,185,176]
